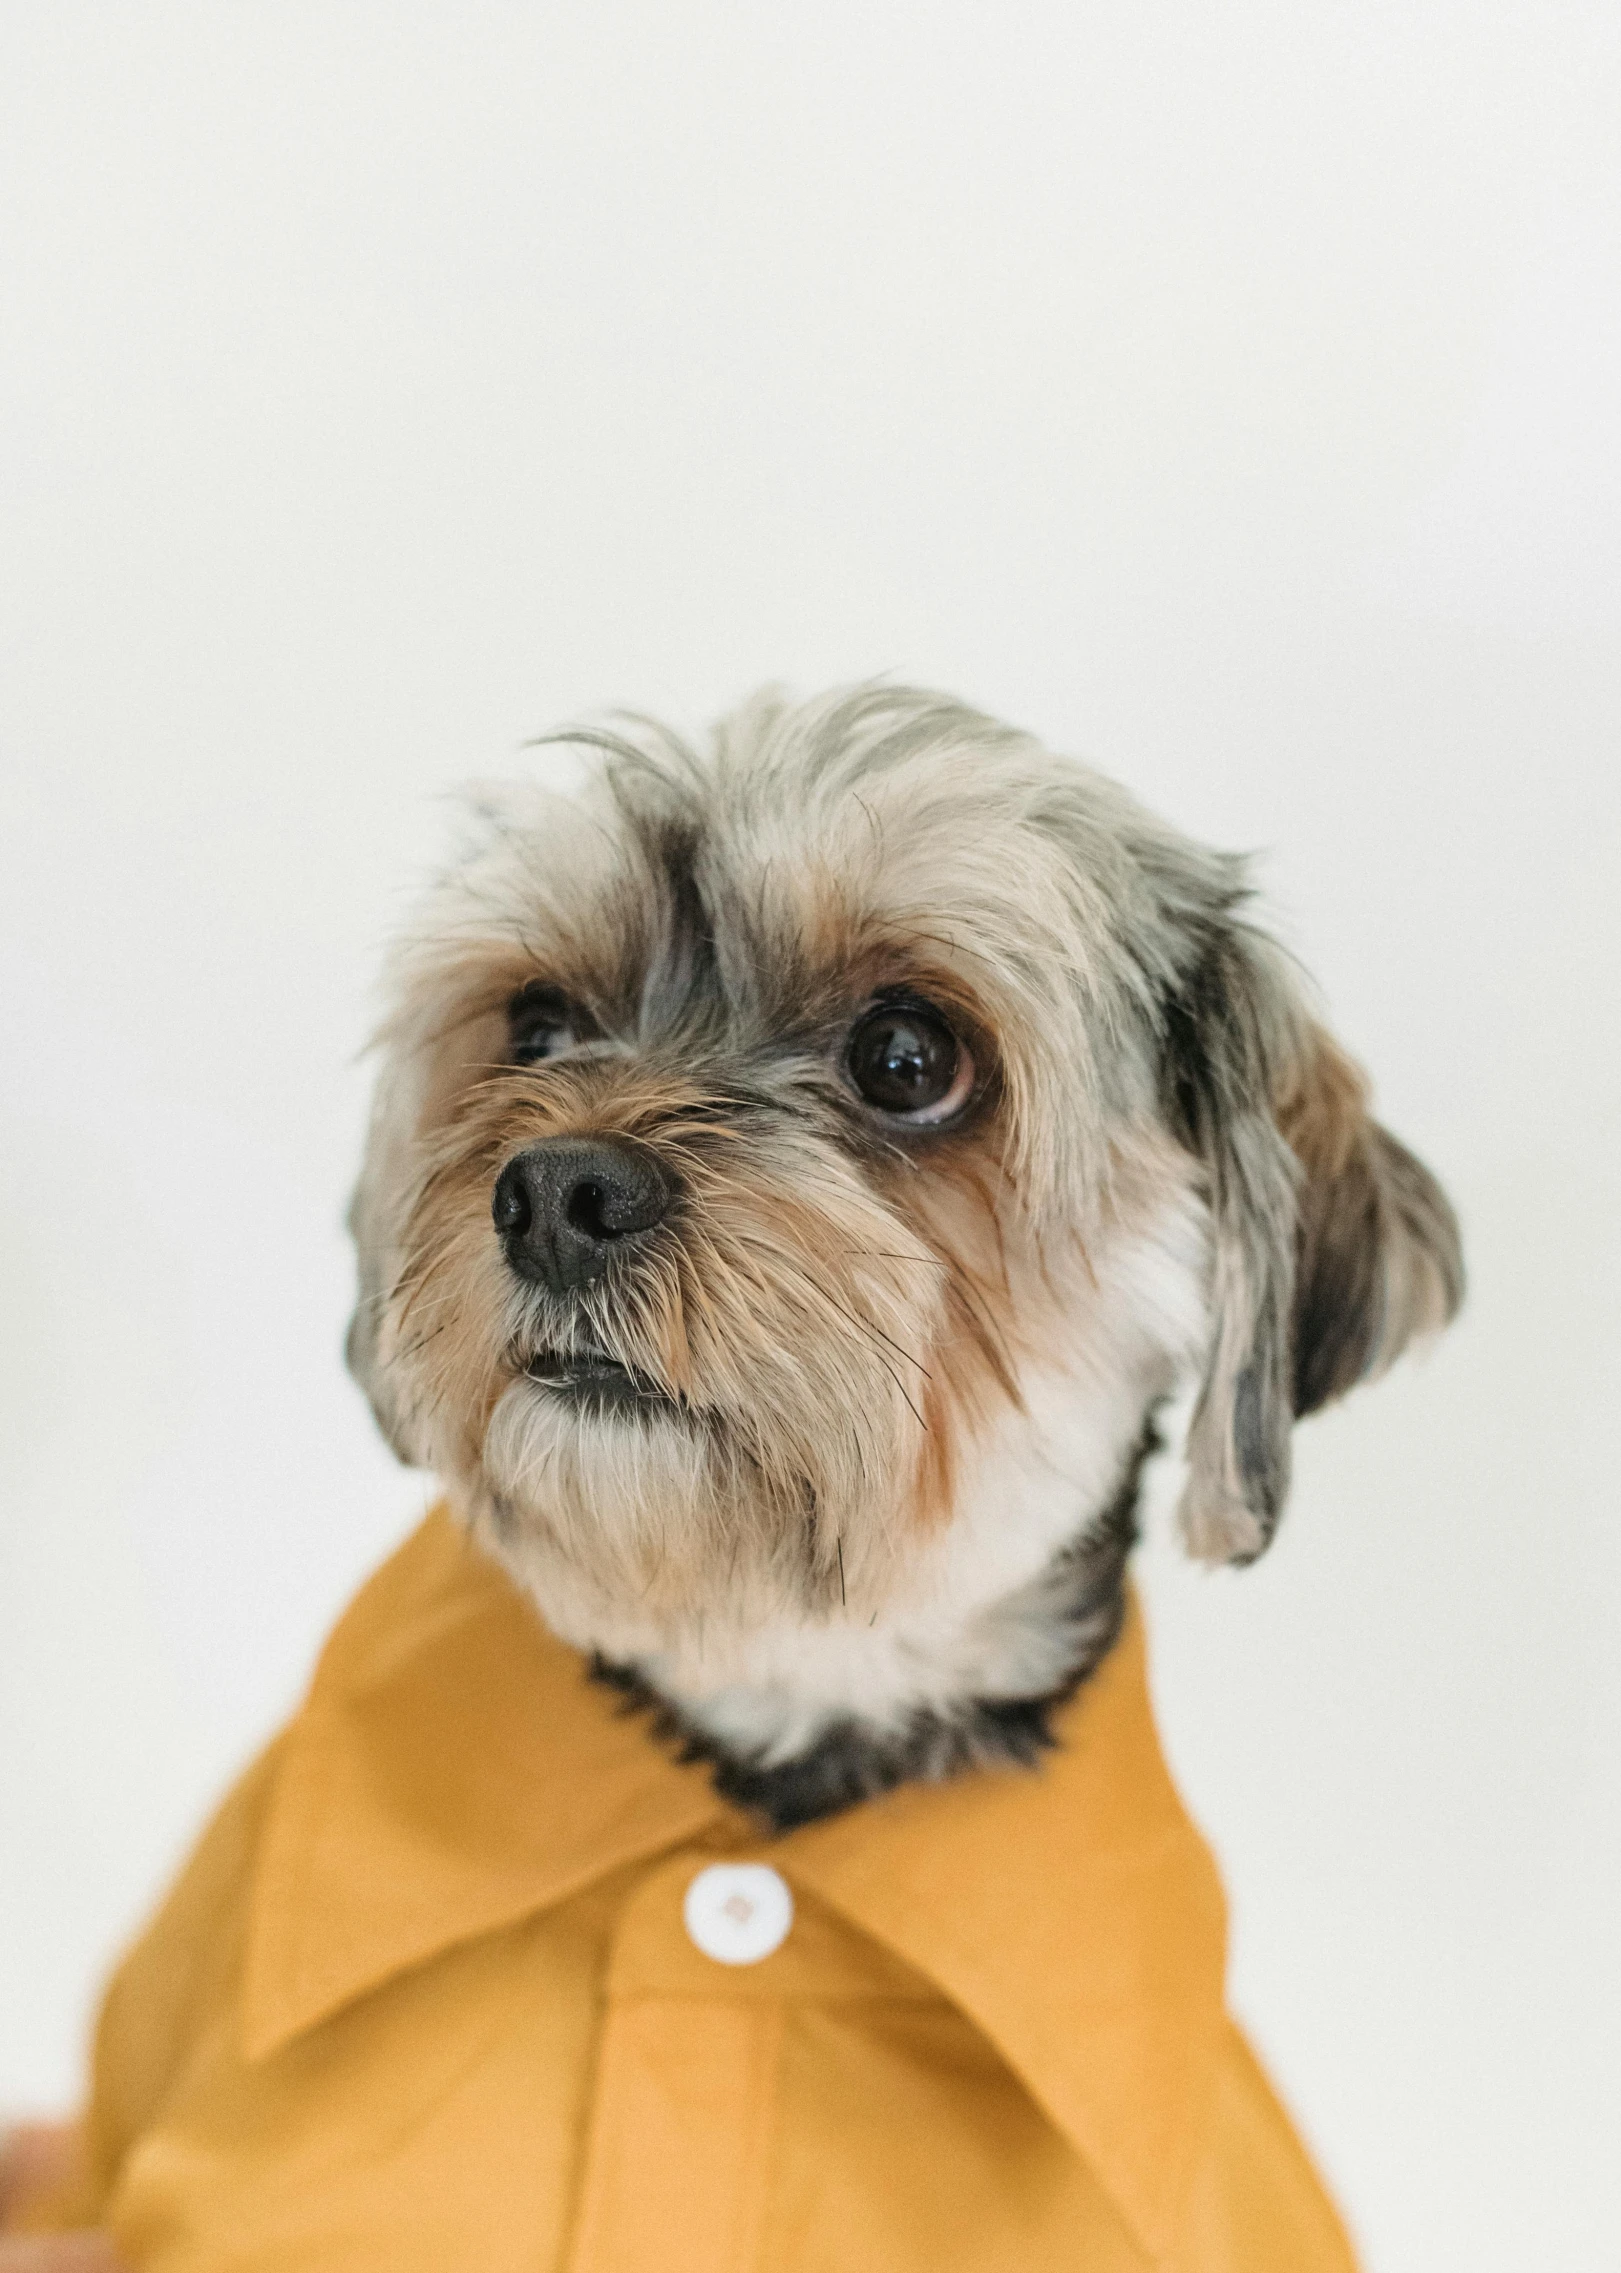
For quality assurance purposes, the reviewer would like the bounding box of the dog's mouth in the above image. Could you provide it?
[522,1343,677,1415]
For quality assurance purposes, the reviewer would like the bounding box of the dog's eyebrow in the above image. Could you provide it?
[631,810,721,1036]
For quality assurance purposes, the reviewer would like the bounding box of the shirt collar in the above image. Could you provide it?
[781,1609,1228,2262]
[242,1511,727,2061]
[245,1508,1226,2264]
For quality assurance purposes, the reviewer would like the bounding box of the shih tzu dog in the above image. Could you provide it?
[0,683,1464,2272]
[344,681,1462,1831]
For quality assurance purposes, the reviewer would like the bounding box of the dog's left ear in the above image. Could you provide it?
[344,1158,420,1468]
[1162,926,1463,1563]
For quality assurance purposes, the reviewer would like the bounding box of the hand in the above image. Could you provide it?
[0,2126,128,2267]
[0,2125,83,2236]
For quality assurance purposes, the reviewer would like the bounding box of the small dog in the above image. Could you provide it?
[346,681,1462,1827]
[1,683,1463,2268]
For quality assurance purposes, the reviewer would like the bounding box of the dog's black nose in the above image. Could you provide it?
[491,1139,672,1292]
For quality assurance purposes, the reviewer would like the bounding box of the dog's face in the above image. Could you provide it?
[347,688,1461,1679]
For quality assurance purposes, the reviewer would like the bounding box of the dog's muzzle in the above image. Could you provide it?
[492,1137,672,1295]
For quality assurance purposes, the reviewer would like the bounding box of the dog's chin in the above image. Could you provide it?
[477,1364,720,1580]
[473,1347,895,1657]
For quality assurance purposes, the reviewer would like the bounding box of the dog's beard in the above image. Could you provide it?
[379,1077,1024,1649]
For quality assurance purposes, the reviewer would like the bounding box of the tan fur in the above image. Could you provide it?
[1277,1025,1371,1182]
[346,685,1461,1746]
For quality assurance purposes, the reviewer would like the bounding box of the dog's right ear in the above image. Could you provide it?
[1161,921,1463,1564]
[1159,924,1303,1563]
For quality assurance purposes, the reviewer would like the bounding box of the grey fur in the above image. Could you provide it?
[345,683,1464,1815]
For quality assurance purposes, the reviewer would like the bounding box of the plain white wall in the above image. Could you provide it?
[2,7,1617,2267]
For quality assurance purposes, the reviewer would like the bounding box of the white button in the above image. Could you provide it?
[683,1863,794,1966]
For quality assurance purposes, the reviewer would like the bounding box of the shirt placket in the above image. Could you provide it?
[562,1851,794,2273]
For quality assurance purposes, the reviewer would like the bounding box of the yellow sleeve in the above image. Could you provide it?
[67,1737,288,2225]
[1181,2019,1361,2270]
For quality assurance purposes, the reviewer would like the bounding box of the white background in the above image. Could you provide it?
[2,8,1618,2267]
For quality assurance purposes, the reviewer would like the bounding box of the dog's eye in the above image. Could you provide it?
[508,985,590,1066]
[846,1001,974,1124]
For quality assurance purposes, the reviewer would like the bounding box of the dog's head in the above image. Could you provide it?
[347,686,1461,1666]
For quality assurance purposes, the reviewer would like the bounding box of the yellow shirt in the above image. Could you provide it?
[70,1510,1357,2271]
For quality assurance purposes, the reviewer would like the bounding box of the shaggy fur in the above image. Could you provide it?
[591,1415,1162,1833]
[346,684,1462,1816]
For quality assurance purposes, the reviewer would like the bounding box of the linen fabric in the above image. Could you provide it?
[60,1510,1357,2271]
